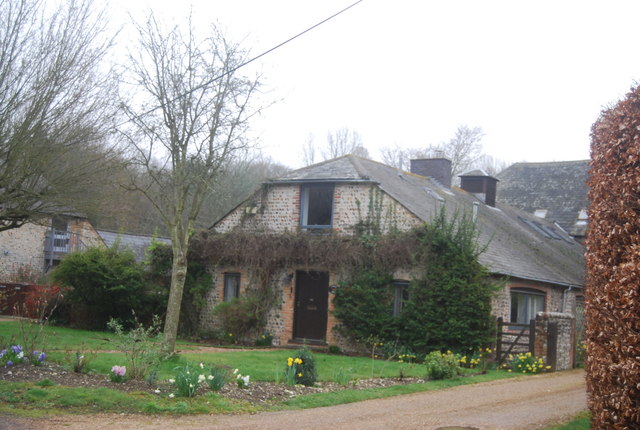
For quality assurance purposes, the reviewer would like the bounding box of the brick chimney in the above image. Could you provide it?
[410,158,452,188]
[459,170,499,207]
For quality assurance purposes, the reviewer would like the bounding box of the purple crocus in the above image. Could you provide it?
[10,345,22,354]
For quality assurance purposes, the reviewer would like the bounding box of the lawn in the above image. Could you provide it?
[0,320,518,416]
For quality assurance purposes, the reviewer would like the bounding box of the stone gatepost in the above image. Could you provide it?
[534,312,575,371]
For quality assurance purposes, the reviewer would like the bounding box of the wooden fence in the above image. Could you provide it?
[495,316,536,364]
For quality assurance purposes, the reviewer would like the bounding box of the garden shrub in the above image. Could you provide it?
[255,332,273,347]
[333,270,396,343]
[51,246,154,329]
[332,211,498,355]
[287,346,317,387]
[211,295,263,342]
[145,241,212,336]
[107,316,163,380]
[401,211,498,353]
[423,350,461,380]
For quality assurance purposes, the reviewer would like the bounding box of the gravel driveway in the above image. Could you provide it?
[15,369,586,430]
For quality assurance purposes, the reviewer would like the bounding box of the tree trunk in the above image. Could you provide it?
[162,243,188,355]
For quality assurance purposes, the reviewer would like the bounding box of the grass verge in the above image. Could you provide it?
[546,411,590,430]
[0,380,258,418]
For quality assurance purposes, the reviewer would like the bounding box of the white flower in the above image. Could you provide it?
[189,383,194,388]
[242,375,250,386]
[169,393,175,398]
[207,375,214,380]
[168,379,175,384]
[198,374,206,383]
[154,389,161,394]
[199,363,204,369]
[233,368,238,375]
[17,352,23,359]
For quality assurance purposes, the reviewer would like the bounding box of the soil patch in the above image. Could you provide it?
[0,361,423,403]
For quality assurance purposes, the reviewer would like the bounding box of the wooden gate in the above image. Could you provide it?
[495,317,536,364]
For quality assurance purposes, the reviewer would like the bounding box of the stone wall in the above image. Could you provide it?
[534,312,575,370]
[214,183,421,234]
[0,223,49,281]
[491,278,574,321]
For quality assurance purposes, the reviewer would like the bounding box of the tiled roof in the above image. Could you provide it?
[268,155,584,287]
[496,160,589,236]
[97,230,171,262]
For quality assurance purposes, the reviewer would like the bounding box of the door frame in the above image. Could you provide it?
[293,270,329,342]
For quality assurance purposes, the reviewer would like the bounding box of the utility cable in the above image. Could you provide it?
[120,0,364,127]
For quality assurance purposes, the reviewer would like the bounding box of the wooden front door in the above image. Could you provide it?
[293,270,329,341]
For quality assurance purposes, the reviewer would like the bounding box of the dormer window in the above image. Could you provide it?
[300,184,334,230]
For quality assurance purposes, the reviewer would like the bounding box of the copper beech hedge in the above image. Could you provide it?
[587,85,640,428]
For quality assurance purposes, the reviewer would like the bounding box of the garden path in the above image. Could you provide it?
[19,368,586,429]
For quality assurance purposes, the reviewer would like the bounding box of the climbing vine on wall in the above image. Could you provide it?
[193,208,496,353]
[587,85,640,427]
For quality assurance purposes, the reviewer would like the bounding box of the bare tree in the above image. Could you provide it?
[379,125,489,176]
[301,133,317,166]
[120,12,261,353]
[379,143,408,170]
[322,128,369,160]
[416,125,484,176]
[475,154,510,177]
[0,0,118,232]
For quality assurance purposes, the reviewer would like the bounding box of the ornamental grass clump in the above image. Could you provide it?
[423,350,462,380]
[293,346,318,387]
[233,368,250,388]
[284,356,303,386]
[207,364,229,391]
[171,363,206,397]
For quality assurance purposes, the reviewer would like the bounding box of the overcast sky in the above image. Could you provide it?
[111,0,640,169]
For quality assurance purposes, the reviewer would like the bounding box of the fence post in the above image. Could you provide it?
[496,317,503,364]
[547,322,558,371]
[529,318,536,354]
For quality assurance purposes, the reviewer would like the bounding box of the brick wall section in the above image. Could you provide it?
[534,312,575,370]
[491,278,568,321]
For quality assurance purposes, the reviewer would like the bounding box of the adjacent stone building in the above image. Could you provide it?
[0,213,103,281]
[496,160,589,242]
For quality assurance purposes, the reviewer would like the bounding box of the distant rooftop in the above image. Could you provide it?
[97,230,171,262]
[496,160,589,237]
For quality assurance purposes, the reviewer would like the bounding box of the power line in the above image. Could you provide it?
[120,0,364,128]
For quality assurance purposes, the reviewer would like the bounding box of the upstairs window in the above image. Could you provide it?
[510,288,545,324]
[300,184,334,230]
[223,273,240,302]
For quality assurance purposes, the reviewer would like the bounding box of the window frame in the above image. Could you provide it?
[223,273,241,302]
[300,183,334,230]
[392,280,409,317]
[510,288,545,324]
